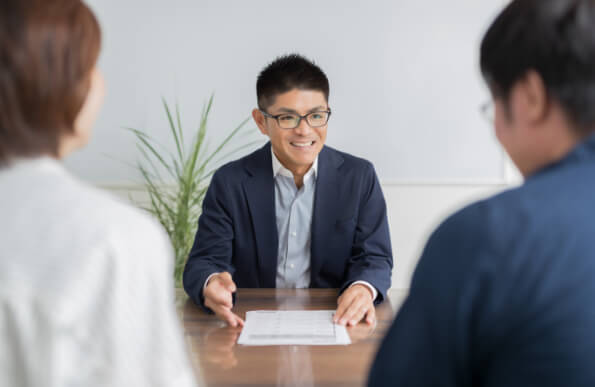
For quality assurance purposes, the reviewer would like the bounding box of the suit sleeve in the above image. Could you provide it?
[340,162,393,303]
[183,169,235,310]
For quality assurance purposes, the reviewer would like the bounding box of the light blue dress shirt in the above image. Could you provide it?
[272,150,318,288]
[271,149,377,300]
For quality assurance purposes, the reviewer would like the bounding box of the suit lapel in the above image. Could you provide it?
[311,146,343,283]
[242,143,278,287]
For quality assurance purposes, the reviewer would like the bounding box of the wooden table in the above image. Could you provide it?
[177,288,404,387]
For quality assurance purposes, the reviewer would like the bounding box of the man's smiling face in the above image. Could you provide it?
[255,88,328,176]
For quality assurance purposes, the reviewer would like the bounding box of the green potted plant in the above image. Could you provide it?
[127,95,261,287]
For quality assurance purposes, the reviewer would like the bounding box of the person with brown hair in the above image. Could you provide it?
[0,1,197,386]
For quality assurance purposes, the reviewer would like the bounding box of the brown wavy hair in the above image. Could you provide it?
[0,0,101,165]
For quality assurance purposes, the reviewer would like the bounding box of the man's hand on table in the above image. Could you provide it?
[334,283,376,326]
[204,272,245,327]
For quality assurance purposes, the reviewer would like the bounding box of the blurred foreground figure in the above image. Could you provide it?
[0,1,196,386]
[369,0,595,386]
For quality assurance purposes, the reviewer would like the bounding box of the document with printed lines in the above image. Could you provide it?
[237,310,351,346]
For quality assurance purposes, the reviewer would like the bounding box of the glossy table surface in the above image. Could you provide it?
[176,288,406,387]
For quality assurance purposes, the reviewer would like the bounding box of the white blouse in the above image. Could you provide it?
[0,158,197,387]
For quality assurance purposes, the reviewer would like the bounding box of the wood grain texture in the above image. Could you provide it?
[177,288,396,387]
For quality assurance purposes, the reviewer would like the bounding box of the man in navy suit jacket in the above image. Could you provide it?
[184,55,392,327]
[369,0,595,386]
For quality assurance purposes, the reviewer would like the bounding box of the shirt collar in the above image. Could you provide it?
[271,147,318,182]
[531,132,595,179]
[2,156,65,175]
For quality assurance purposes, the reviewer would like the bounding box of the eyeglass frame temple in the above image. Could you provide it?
[259,108,332,128]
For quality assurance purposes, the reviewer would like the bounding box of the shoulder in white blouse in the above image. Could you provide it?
[0,157,198,387]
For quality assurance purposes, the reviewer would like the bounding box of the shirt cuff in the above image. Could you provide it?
[350,280,378,301]
[203,272,221,295]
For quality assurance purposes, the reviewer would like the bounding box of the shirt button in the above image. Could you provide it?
[289,263,295,269]
[291,231,297,237]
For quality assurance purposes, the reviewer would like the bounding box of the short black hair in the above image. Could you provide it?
[480,0,595,135]
[256,54,329,110]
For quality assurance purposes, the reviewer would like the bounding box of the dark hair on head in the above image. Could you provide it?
[0,0,102,165]
[480,0,595,135]
[256,54,329,110]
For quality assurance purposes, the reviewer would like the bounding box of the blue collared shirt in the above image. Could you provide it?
[271,149,378,300]
[272,149,318,288]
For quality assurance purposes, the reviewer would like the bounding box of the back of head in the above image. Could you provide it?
[256,53,329,110]
[480,0,595,136]
[0,0,101,165]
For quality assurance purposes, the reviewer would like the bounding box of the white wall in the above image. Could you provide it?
[384,182,510,289]
[79,0,524,289]
[69,0,510,184]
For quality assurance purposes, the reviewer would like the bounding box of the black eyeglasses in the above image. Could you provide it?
[260,108,332,129]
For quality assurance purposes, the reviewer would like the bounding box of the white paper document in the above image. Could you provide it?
[237,310,351,346]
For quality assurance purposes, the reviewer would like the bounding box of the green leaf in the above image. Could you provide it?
[124,95,259,288]
[126,127,177,180]
[162,98,184,162]
[212,139,264,167]
[202,117,251,169]
[175,100,185,149]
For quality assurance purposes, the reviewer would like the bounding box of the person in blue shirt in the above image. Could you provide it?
[368,0,595,386]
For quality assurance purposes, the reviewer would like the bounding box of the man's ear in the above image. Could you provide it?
[252,108,269,136]
[518,70,548,127]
